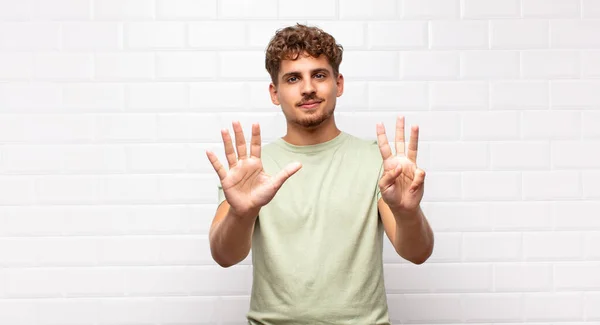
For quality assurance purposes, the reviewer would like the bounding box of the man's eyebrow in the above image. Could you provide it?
[281,68,330,79]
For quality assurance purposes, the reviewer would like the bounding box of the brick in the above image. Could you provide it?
[401,51,459,80]
[98,175,160,204]
[491,202,553,231]
[219,52,269,80]
[494,263,552,291]
[36,175,99,204]
[461,293,522,321]
[33,53,92,80]
[367,21,428,49]
[586,293,600,319]
[94,53,154,80]
[0,82,62,111]
[523,0,581,17]
[460,50,520,79]
[220,296,252,323]
[551,80,600,109]
[94,114,157,141]
[521,111,580,139]
[335,81,368,110]
[0,300,37,325]
[425,232,462,262]
[338,51,399,80]
[583,0,600,17]
[2,144,126,174]
[461,111,520,140]
[0,53,32,79]
[555,262,600,290]
[339,0,398,19]
[246,20,305,49]
[491,81,549,110]
[0,239,39,267]
[219,0,276,18]
[368,82,428,110]
[522,171,581,200]
[430,21,488,49]
[523,293,583,321]
[93,0,154,20]
[126,22,185,49]
[463,0,520,18]
[421,172,462,201]
[462,171,521,200]
[98,298,158,324]
[402,0,459,19]
[0,176,35,205]
[397,112,461,141]
[157,0,217,19]
[463,232,522,261]
[521,50,580,79]
[4,268,63,297]
[0,22,60,50]
[385,263,492,293]
[158,174,216,204]
[490,141,550,170]
[429,142,488,171]
[583,171,600,198]
[37,299,99,323]
[551,20,600,49]
[587,232,600,259]
[32,0,90,20]
[98,237,159,265]
[189,22,247,49]
[306,21,365,49]
[0,1,31,20]
[61,22,121,51]
[190,82,250,111]
[430,81,488,110]
[392,294,463,323]
[279,0,336,19]
[523,232,584,260]
[62,268,126,297]
[157,113,222,142]
[491,20,549,49]
[156,51,218,80]
[554,201,600,230]
[127,144,189,172]
[582,50,600,78]
[424,202,491,232]
[62,83,125,111]
[552,141,600,168]
[157,297,219,324]
[126,83,188,110]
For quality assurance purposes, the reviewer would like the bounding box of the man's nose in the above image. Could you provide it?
[301,79,316,95]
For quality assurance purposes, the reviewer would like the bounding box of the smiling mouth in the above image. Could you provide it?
[299,101,322,109]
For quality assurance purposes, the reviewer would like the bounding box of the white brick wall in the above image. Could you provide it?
[0,0,599,324]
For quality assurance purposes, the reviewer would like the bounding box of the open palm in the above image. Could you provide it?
[206,121,302,218]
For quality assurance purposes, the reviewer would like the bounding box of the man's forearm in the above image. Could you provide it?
[209,208,257,268]
[392,206,434,264]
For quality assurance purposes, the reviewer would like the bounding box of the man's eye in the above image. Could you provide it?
[315,74,325,78]
[287,77,297,83]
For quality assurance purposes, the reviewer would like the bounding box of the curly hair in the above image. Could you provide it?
[265,23,344,86]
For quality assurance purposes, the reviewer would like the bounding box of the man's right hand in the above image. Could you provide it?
[206,121,303,220]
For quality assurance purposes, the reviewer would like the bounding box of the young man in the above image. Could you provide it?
[205,23,434,325]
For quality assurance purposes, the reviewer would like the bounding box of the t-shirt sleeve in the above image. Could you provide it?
[376,161,384,202]
[217,184,227,207]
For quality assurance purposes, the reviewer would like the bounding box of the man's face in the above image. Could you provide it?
[269,53,344,129]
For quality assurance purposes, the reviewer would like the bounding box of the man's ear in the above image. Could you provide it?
[336,73,344,97]
[269,82,280,105]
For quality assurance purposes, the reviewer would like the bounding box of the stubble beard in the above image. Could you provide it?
[291,102,335,129]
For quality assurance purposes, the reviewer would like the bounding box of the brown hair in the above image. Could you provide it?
[265,23,344,86]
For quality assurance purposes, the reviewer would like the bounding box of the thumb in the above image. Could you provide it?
[270,162,303,192]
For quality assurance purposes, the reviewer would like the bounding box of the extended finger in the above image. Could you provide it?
[206,150,227,181]
[376,123,393,160]
[233,121,248,160]
[409,168,426,193]
[407,125,419,163]
[270,162,302,192]
[221,129,237,168]
[395,115,405,156]
[250,123,261,158]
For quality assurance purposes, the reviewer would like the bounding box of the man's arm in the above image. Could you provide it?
[378,198,434,264]
[209,200,257,268]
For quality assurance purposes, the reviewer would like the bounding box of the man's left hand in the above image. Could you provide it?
[376,115,426,218]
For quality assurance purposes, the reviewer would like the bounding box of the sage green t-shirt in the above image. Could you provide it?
[217,131,390,325]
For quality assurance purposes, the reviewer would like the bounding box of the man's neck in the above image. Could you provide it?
[282,119,341,146]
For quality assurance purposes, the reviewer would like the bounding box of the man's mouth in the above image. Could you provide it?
[298,100,322,109]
